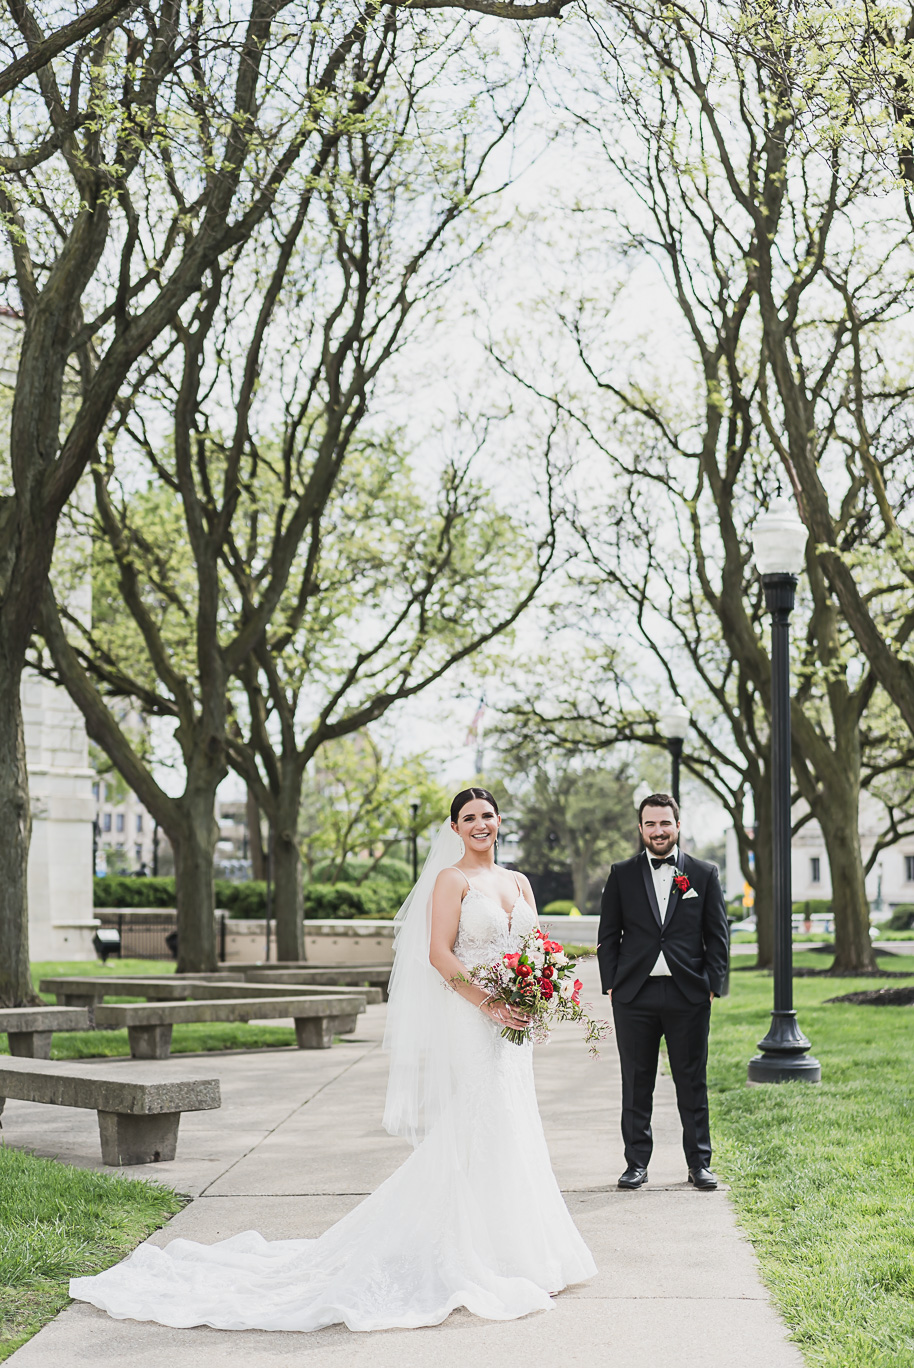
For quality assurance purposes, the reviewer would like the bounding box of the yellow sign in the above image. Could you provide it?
[742,882,755,909]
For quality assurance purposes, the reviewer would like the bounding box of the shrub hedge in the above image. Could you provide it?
[791,899,833,919]
[93,873,408,920]
[887,903,914,931]
[542,900,581,916]
[302,881,404,920]
[93,876,177,908]
[310,857,413,886]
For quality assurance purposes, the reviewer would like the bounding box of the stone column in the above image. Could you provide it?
[23,671,98,960]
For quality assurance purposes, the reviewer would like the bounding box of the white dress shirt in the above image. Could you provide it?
[648,846,679,977]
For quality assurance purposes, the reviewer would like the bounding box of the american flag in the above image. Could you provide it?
[465,696,486,746]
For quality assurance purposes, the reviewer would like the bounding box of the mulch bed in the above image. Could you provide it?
[824,986,914,1006]
[793,967,914,978]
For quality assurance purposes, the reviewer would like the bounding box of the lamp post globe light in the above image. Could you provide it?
[659,704,690,806]
[747,496,821,1084]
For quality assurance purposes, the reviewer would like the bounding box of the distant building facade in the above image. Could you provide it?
[725,792,914,913]
[214,796,253,880]
[92,778,162,876]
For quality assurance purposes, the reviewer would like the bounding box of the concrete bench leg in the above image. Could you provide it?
[8,1031,53,1059]
[294,1016,334,1049]
[127,1024,174,1060]
[97,1110,181,1165]
[329,1014,359,1036]
[59,993,96,1010]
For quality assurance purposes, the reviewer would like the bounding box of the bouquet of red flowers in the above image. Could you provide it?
[468,929,609,1052]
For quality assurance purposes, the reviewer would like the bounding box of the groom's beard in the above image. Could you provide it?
[642,832,676,856]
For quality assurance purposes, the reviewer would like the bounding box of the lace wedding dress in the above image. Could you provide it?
[69,877,596,1332]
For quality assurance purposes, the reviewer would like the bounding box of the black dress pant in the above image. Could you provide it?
[612,976,712,1170]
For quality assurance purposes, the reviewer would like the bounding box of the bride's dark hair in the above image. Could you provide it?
[450,787,499,824]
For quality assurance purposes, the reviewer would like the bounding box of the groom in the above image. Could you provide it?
[598,793,729,1191]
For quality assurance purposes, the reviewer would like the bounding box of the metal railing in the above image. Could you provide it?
[94,911,228,962]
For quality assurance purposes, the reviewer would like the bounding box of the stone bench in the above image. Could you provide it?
[41,975,382,1011]
[39,977,193,1018]
[186,979,383,1007]
[0,1056,220,1165]
[93,994,365,1059]
[218,965,393,1001]
[0,1007,90,1058]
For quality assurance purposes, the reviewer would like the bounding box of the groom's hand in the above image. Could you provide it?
[709,991,715,1002]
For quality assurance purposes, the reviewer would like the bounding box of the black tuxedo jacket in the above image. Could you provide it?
[597,850,729,1004]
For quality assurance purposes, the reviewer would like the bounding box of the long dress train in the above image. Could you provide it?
[69,885,596,1331]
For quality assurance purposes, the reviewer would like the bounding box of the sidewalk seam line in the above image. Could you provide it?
[197,1041,383,1196]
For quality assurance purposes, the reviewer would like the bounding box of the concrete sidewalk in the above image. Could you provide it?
[6,963,803,1368]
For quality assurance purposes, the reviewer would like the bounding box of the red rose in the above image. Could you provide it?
[542,964,555,979]
[673,874,690,893]
[517,963,533,978]
[540,980,554,999]
[504,952,521,969]
[572,978,583,1004]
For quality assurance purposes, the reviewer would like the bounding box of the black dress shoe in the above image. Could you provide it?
[618,1166,648,1190]
[688,1166,718,1190]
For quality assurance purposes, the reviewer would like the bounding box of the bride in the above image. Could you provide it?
[70,787,596,1332]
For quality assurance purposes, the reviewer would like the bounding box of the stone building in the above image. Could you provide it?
[93,779,160,876]
[725,791,914,915]
[23,672,97,959]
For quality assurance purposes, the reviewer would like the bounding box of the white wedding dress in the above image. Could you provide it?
[69,879,596,1332]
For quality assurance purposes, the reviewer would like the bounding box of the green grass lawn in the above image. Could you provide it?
[730,931,840,944]
[0,1145,183,1361]
[7,952,914,1365]
[710,950,914,1367]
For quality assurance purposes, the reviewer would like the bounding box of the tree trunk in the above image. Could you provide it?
[273,763,305,962]
[569,851,590,914]
[246,786,266,880]
[273,831,304,961]
[172,786,220,974]
[0,652,37,1006]
[815,780,877,975]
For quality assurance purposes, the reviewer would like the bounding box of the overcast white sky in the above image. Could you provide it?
[150,20,729,841]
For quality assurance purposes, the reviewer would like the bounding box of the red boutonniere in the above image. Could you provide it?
[673,873,690,893]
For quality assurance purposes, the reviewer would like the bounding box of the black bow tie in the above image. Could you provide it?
[650,856,676,869]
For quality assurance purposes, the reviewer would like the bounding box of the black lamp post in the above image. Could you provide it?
[633,781,651,852]
[410,801,419,883]
[747,498,821,1085]
[660,705,690,806]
